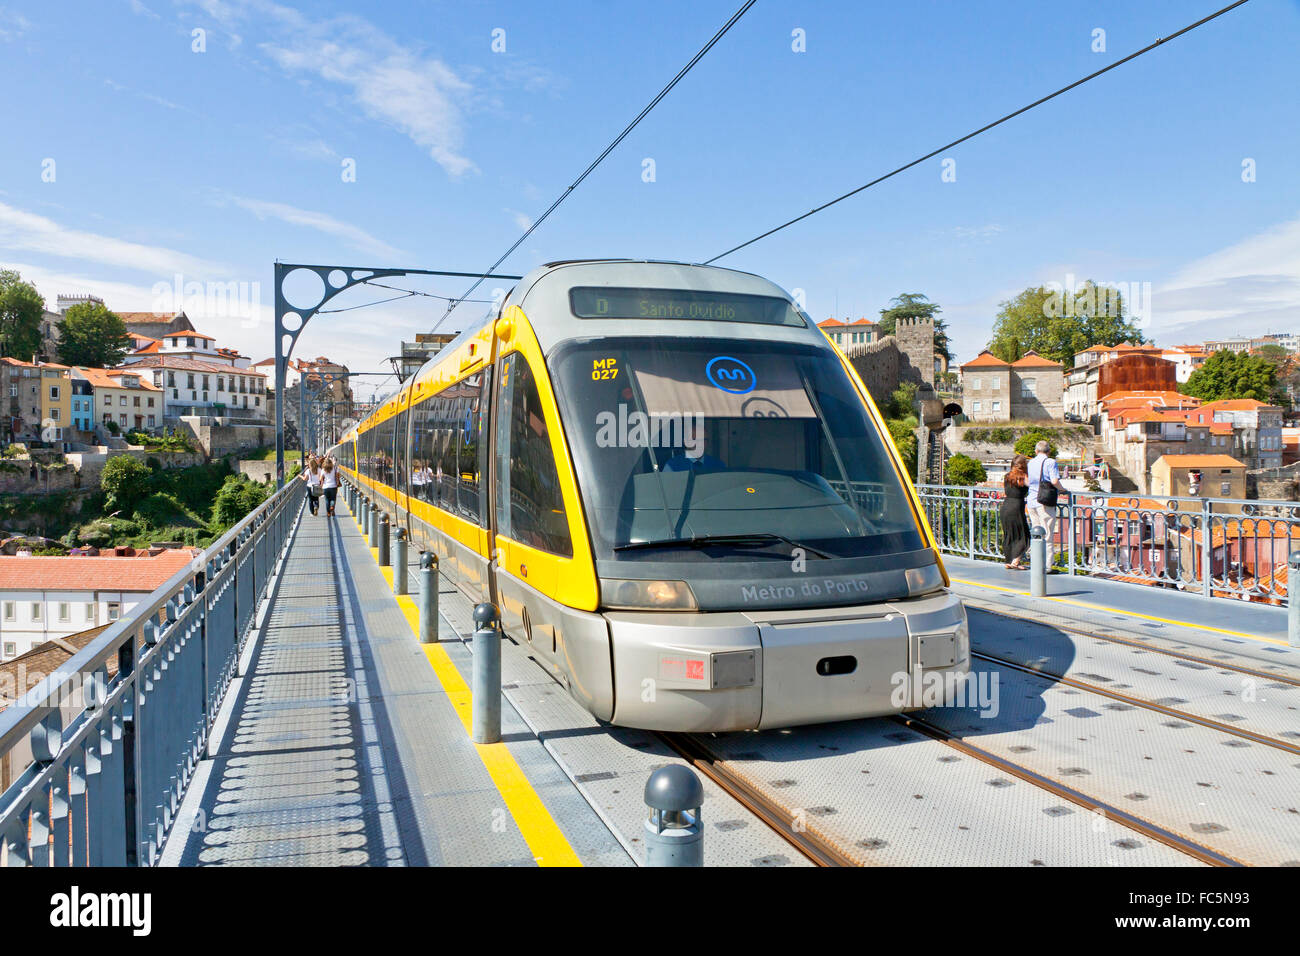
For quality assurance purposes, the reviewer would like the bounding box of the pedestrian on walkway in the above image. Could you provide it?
[1000,454,1031,569]
[302,454,322,516]
[321,457,339,517]
[1026,440,1068,568]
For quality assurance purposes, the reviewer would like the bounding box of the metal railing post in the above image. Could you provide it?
[471,603,501,744]
[419,553,438,644]
[1290,552,1300,647]
[1029,527,1047,597]
[378,515,391,568]
[967,487,975,559]
[1067,496,1076,578]
[394,528,408,595]
[1201,499,1213,599]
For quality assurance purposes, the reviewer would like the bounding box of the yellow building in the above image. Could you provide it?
[1150,454,1246,500]
[37,364,73,444]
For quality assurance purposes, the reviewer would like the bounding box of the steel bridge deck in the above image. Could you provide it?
[160,495,1300,867]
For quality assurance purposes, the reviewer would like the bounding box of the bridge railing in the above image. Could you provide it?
[0,479,306,867]
[917,483,1299,606]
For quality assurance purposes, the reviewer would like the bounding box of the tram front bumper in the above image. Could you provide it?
[605,591,968,732]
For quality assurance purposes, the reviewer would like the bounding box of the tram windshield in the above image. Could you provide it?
[550,336,926,561]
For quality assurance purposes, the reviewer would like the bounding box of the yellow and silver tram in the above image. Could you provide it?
[332,260,968,732]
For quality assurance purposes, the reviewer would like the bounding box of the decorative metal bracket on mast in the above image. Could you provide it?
[273,263,521,488]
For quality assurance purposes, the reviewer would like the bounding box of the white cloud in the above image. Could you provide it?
[1151,213,1300,339]
[0,7,31,40]
[228,196,403,259]
[127,0,160,19]
[506,209,533,231]
[176,0,476,176]
[0,201,227,276]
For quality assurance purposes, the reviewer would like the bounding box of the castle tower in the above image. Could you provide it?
[895,315,936,387]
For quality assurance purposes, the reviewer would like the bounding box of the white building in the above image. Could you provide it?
[0,549,199,659]
[119,356,269,420]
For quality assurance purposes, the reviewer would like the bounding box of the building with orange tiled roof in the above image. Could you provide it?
[958,350,1063,421]
[123,356,268,423]
[1065,347,1179,423]
[71,367,162,434]
[116,311,195,338]
[1150,454,1247,499]
[0,549,198,660]
[817,317,879,349]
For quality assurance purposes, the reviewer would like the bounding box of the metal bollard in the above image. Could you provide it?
[643,765,704,867]
[369,505,380,549]
[471,602,501,744]
[362,499,371,537]
[394,528,408,595]
[418,552,438,644]
[378,515,391,567]
[1029,526,1047,598]
[1289,552,1300,647]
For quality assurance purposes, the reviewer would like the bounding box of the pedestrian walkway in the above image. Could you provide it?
[161,496,628,866]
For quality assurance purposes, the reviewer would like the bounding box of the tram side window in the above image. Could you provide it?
[394,409,409,498]
[495,354,572,557]
[456,375,484,525]
[409,396,435,505]
[375,416,395,487]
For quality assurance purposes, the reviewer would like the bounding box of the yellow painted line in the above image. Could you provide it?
[951,576,1287,646]
[352,519,582,867]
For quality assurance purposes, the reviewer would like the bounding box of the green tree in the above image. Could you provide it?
[988,281,1144,367]
[100,456,152,514]
[946,453,987,486]
[1014,427,1059,458]
[57,302,133,368]
[886,416,918,478]
[878,293,951,363]
[213,475,268,529]
[1182,349,1283,404]
[0,269,45,360]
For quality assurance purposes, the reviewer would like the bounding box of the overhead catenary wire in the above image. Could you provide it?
[706,0,1251,264]
[431,0,758,331]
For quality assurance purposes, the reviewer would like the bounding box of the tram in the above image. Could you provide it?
[332,260,968,731]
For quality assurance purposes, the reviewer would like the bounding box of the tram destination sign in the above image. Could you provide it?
[570,286,805,327]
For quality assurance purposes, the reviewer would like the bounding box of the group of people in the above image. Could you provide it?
[300,452,340,517]
[999,440,1068,571]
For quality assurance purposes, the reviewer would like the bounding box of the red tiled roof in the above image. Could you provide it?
[1152,454,1245,469]
[0,550,198,592]
[818,318,877,329]
[1011,350,1061,368]
[116,312,182,324]
[961,351,1010,369]
[120,356,267,377]
[133,340,161,354]
[1197,398,1275,412]
[76,367,160,391]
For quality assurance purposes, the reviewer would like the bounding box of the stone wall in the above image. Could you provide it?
[944,424,1094,463]
[0,463,78,495]
[237,460,278,484]
[175,419,277,457]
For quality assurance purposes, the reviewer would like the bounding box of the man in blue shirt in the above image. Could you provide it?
[1026,440,1068,568]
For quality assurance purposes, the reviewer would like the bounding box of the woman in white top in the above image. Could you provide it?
[302,455,322,516]
[320,457,339,517]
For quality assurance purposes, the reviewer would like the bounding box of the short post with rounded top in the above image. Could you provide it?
[643,765,704,867]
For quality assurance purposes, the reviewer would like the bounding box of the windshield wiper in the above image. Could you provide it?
[614,532,833,559]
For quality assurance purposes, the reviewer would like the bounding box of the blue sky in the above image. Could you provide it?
[0,0,1296,401]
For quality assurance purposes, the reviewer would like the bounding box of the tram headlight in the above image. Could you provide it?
[905,563,944,597]
[601,578,699,610]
